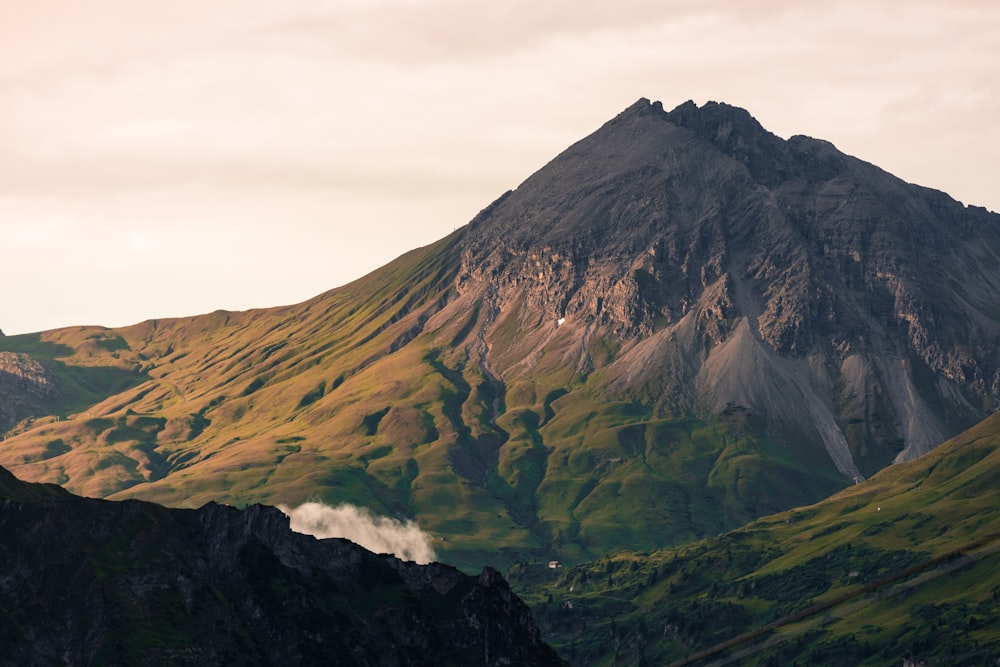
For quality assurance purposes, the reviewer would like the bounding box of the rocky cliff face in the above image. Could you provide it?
[0,351,60,431]
[0,466,563,666]
[449,98,1000,477]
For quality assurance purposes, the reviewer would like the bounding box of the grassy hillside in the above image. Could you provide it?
[510,411,1000,665]
[1,228,847,571]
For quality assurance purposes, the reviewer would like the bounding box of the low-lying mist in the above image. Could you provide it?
[279,502,437,564]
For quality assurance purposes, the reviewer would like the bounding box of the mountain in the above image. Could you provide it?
[513,410,1000,666]
[2,98,999,571]
[0,464,563,666]
[455,98,998,467]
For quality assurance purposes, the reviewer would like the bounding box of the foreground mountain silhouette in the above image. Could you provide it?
[2,98,999,570]
[0,465,563,665]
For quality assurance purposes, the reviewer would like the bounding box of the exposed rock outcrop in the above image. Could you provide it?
[0,351,60,431]
[450,98,1000,474]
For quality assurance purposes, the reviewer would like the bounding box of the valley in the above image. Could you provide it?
[511,412,1000,665]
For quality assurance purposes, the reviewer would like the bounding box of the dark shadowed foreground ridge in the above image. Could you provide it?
[0,465,564,666]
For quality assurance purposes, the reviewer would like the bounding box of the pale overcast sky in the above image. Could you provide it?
[2,1,997,335]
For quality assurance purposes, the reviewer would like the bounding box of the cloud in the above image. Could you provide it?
[279,501,437,564]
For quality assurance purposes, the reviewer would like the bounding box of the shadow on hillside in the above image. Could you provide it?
[0,333,75,358]
[49,361,148,415]
[3,334,147,417]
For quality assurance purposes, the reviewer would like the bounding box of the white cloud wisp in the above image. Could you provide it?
[279,501,437,565]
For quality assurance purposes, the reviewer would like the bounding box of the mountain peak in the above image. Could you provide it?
[663,99,788,184]
[456,95,1000,474]
[600,98,791,186]
[617,97,774,140]
[665,99,764,131]
[619,97,665,117]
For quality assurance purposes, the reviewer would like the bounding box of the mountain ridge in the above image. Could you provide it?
[0,463,564,665]
[447,97,998,469]
[1,98,998,571]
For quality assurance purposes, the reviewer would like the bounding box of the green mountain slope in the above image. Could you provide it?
[2,99,999,573]
[512,412,1000,665]
[0,228,839,571]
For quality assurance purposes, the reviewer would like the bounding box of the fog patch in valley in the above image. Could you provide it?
[279,502,436,565]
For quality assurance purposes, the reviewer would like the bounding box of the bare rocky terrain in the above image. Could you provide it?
[0,351,61,431]
[448,98,1000,478]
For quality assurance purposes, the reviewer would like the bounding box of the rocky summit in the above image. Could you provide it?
[0,465,563,666]
[453,98,1000,475]
[1,98,998,570]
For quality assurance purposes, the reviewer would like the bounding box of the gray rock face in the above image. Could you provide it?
[0,466,564,666]
[450,98,1000,477]
[0,351,61,431]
